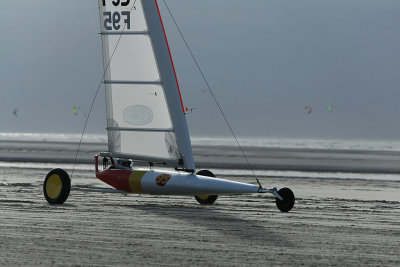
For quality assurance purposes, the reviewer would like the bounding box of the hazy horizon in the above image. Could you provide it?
[1,0,400,140]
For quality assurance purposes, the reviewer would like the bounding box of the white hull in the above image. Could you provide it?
[141,170,259,195]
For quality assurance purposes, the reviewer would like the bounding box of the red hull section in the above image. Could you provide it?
[95,156,131,192]
[96,168,132,192]
[95,156,147,193]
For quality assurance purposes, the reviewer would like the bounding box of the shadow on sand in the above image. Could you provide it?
[116,200,293,247]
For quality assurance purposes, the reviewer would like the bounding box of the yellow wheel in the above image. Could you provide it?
[194,194,218,205]
[43,169,71,204]
[194,170,218,205]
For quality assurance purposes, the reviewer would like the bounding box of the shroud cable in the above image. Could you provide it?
[162,0,262,187]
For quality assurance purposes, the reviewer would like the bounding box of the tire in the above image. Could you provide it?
[275,187,295,212]
[194,170,218,205]
[43,168,71,204]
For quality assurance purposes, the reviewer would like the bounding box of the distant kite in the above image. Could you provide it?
[13,108,18,117]
[304,105,312,114]
[73,106,87,117]
[325,102,332,112]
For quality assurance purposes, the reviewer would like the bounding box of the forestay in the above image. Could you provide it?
[98,0,195,170]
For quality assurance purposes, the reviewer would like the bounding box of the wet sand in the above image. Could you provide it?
[2,140,400,173]
[1,167,399,266]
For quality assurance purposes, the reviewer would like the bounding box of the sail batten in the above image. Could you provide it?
[104,80,162,85]
[107,127,174,132]
[98,0,194,169]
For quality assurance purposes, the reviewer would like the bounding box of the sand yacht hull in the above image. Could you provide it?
[95,156,259,195]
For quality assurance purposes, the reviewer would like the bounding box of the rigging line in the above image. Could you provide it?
[162,0,262,186]
[71,0,138,178]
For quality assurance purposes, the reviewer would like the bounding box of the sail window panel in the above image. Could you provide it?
[106,35,159,81]
[100,0,147,32]
[109,84,173,129]
[117,131,180,159]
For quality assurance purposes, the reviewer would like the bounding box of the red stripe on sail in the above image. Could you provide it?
[155,0,185,112]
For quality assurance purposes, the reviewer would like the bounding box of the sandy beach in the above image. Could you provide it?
[1,164,399,266]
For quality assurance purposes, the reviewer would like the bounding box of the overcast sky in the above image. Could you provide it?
[1,0,400,140]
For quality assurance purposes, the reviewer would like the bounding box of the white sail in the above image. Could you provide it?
[98,0,195,170]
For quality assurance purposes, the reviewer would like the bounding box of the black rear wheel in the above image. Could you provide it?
[194,170,218,205]
[43,168,71,204]
[275,187,295,212]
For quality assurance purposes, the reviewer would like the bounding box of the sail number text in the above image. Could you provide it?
[102,0,131,31]
[102,0,130,6]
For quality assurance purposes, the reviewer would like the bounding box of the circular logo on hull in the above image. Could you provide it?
[155,174,171,186]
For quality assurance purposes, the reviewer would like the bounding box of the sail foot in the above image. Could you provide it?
[100,151,182,167]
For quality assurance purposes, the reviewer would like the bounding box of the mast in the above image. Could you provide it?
[141,0,195,170]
